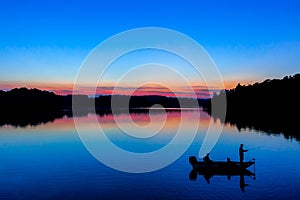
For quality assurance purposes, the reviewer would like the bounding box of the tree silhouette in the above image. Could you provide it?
[203,73,300,140]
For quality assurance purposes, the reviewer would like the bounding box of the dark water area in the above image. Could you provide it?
[0,110,300,199]
[208,111,300,142]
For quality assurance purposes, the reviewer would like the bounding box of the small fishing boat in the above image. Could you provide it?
[189,156,256,186]
[189,156,255,172]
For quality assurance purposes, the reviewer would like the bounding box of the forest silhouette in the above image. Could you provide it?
[1,73,299,141]
[203,73,300,140]
[0,87,203,127]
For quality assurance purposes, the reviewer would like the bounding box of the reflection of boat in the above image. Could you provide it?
[189,156,256,191]
[189,168,255,181]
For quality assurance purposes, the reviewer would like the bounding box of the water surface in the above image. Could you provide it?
[0,110,299,199]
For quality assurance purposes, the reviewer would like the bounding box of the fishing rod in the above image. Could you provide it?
[247,147,261,151]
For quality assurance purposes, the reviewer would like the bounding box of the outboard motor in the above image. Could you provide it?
[189,156,197,168]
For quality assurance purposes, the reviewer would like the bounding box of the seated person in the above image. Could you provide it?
[203,153,212,163]
[227,157,231,163]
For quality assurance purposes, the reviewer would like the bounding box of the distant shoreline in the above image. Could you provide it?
[1,73,300,140]
[0,87,208,112]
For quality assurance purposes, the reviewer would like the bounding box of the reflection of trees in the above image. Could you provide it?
[0,87,205,127]
[0,109,185,128]
[0,111,66,128]
[203,74,300,141]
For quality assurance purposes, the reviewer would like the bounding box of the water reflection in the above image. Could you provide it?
[189,168,255,192]
[0,111,67,127]
[1,110,300,199]
[0,109,188,128]
[2,107,299,143]
[208,112,300,141]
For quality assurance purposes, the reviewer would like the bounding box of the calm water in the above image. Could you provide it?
[0,110,300,199]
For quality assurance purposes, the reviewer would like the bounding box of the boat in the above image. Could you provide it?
[189,156,255,172]
[188,156,256,187]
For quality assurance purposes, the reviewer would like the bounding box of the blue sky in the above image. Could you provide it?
[0,0,299,95]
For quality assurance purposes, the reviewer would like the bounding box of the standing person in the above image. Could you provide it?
[239,144,248,164]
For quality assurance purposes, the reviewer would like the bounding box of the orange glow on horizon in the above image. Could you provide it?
[0,79,253,98]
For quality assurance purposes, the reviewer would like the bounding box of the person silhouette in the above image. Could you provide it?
[203,153,212,163]
[239,144,248,164]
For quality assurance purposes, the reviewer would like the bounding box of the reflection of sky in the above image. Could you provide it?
[0,111,300,199]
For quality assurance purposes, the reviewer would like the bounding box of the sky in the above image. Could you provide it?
[0,0,300,98]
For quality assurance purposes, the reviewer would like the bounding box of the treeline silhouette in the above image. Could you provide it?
[204,73,300,141]
[0,87,204,127]
[0,88,65,127]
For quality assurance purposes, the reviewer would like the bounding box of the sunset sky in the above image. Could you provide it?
[0,0,299,98]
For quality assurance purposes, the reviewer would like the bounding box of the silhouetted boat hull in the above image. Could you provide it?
[189,156,255,171]
[189,156,256,182]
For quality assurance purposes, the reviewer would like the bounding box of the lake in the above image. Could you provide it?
[0,110,299,199]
